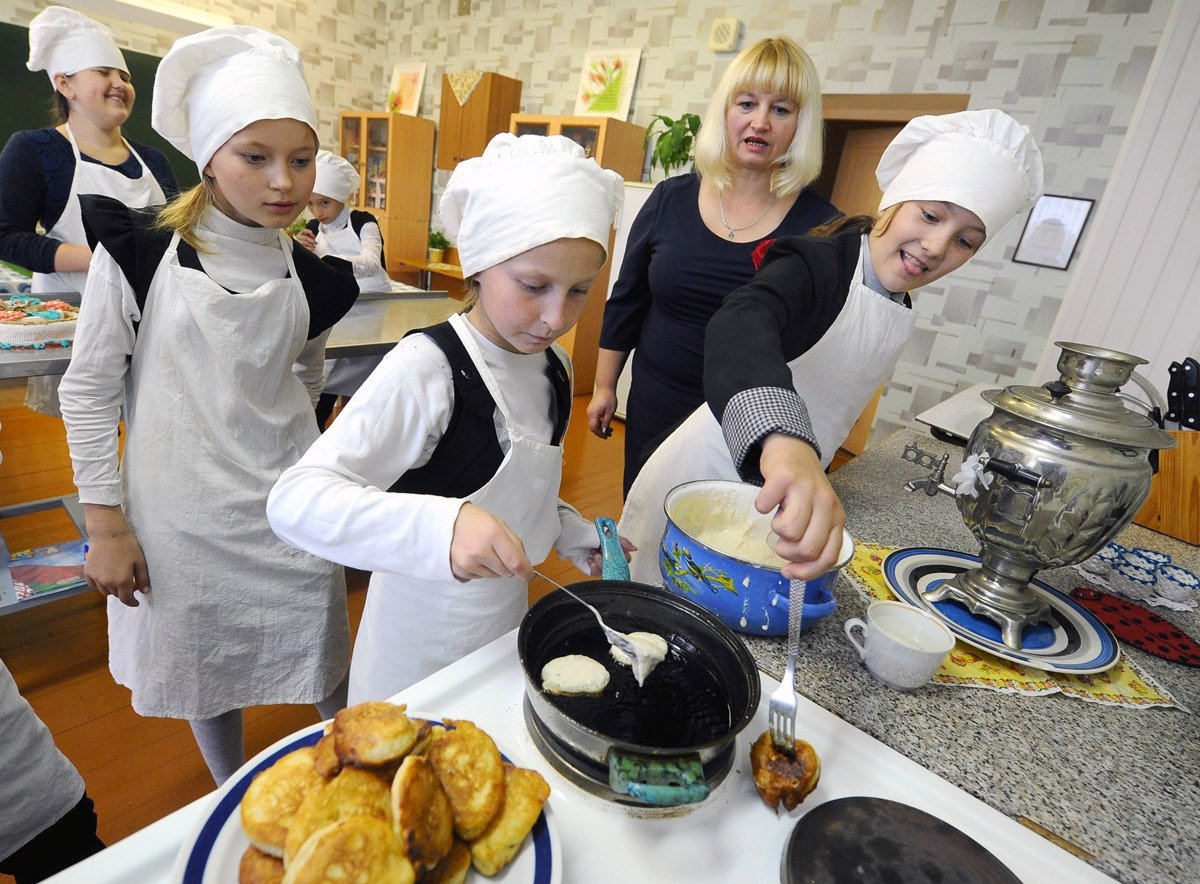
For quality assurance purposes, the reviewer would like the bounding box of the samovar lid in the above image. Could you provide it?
[982,383,1176,449]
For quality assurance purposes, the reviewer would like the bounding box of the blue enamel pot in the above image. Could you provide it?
[659,480,854,636]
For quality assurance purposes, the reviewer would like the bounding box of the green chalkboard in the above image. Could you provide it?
[0,20,197,188]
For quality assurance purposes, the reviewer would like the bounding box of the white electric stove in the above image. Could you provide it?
[45,630,1116,883]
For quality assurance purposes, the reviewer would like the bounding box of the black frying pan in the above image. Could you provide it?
[517,579,760,802]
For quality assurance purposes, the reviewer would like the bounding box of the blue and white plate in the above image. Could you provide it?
[883,547,1119,674]
[172,713,561,883]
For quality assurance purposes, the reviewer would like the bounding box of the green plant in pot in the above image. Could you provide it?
[645,112,701,178]
[427,230,451,264]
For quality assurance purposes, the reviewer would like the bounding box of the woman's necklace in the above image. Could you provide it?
[716,189,776,240]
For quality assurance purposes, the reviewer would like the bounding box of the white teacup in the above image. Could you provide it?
[843,601,955,690]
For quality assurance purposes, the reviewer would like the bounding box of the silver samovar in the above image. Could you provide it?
[908,342,1176,650]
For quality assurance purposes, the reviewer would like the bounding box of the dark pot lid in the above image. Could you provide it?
[781,796,1020,884]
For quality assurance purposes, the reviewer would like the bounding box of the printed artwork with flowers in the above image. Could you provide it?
[573,48,642,119]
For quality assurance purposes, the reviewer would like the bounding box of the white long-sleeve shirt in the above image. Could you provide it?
[268,319,597,581]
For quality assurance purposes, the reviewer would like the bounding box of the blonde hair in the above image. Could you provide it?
[155,182,215,252]
[806,204,902,240]
[693,37,824,198]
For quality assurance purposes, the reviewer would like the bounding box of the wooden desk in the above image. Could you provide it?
[393,259,465,297]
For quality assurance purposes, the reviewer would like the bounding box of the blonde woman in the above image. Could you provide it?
[588,36,836,495]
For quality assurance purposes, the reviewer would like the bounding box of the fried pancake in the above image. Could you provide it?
[424,838,471,884]
[281,816,415,884]
[283,766,391,865]
[469,763,550,876]
[238,845,284,884]
[312,733,342,779]
[240,747,325,857]
[391,754,453,872]
[333,702,419,766]
[408,718,437,756]
[749,730,821,812]
[426,719,505,840]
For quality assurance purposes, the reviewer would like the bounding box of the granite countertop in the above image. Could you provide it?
[741,429,1199,884]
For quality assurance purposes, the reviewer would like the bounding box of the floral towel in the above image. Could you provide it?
[845,544,1184,711]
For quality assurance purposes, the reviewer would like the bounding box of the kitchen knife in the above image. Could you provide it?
[1164,361,1183,425]
[1181,357,1200,430]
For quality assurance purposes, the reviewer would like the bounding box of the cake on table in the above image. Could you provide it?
[0,296,79,350]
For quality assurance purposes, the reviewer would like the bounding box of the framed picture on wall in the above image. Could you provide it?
[573,48,641,119]
[386,62,426,115]
[1012,194,1095,270]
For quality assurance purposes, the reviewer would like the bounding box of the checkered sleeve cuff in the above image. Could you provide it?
[721,387,821,484]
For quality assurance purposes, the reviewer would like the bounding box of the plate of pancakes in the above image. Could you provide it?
[172,701,561,883]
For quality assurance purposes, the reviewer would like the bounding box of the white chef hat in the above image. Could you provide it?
[313,151,361,204]
[152,26,317,175]
[876,109,1045,241]
[440,134,625,278]
[27,6,128,85]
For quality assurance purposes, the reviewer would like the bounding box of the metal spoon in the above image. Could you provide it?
[533,570,661,686]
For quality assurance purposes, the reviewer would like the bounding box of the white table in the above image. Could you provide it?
[44,630,1115,883]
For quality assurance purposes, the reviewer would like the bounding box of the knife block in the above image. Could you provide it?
[1133,430,1200,545]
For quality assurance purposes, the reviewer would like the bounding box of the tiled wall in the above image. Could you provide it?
[3,0,1175,438]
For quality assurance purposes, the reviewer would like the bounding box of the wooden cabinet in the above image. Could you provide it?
[338,112,435,273]
[507,115,647,392]
[509,114,645,181]
[437,72,522,171]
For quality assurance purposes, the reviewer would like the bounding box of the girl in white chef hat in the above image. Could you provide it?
[620,109,1045,585]
[268,133,628,703]
[1,5,179,416]
[59,26,359,784]
[295,150,391,428]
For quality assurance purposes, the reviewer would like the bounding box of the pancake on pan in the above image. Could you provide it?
[469,763,551,876]
[240,747,325,857]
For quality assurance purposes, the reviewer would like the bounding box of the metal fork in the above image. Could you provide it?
[768,578,805,754]
[532,570,640,661]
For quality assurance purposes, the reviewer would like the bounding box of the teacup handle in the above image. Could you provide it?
[843,618,867,659]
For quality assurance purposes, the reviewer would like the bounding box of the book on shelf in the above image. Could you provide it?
[5,538,87,602]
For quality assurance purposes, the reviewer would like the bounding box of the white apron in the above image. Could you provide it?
[29,124,166,416]
[318,218,388,396]
[620,249,916,585]
[112,232,349,719]
[349,314,564,702]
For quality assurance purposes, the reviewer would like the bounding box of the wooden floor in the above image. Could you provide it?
[0,380,623,872]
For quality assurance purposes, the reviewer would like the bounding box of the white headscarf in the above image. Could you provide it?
[876,109,1045,241]
[152,26,317,175]
[27,6,128,85]
[440,134,625,278]
[313,151,360,204]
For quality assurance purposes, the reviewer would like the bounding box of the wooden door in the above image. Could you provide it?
[830,126,902,216]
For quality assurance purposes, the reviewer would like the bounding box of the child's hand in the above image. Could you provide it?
[82,516,151,608]
[294,229,317,252]
[450,502,532,581]
[586,389,617,439]
[757,433,845,581]
[584,534,636,577]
